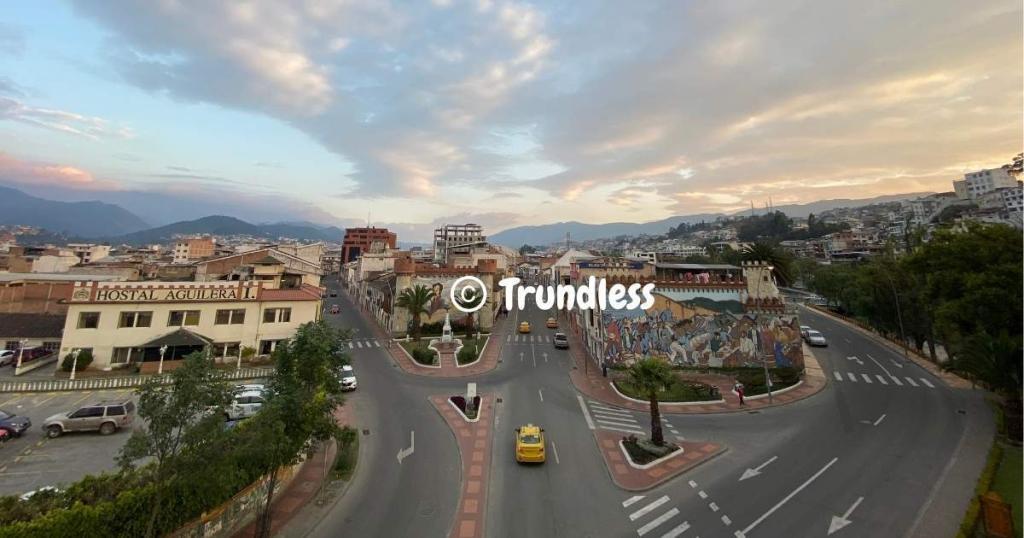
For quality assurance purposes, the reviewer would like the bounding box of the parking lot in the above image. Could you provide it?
[0,389,137,497]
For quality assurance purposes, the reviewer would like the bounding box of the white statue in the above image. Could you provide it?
[442,312,453,343]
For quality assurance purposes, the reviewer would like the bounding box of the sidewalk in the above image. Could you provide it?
[594,430,725,491]
[567,331,827,414]
[429,394,494,538]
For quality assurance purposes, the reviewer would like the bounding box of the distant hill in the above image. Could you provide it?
[0,185,150,237]
[113,216,342,244]
[730,193,933,219]
[489,214,722,247]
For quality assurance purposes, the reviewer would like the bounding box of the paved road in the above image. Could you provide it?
[312,277,989,538]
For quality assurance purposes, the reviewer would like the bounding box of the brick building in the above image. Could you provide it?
[341,227,397,262]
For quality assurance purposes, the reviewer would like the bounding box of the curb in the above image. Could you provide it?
[618,440,685,470]
[609,381,726,407]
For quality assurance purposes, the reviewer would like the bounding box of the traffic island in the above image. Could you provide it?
[430,392,494,538]
[594,430,724,491]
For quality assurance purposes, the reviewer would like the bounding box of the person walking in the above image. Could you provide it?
[735,382,745,406]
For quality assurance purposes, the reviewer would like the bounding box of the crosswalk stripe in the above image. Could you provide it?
[861,374,872,383]
[630,495,670,521]
[833,371,842,381]
[590,403,632,414]
[638,508,680,536]
[660,521,691,538]
[890,376,903,386]
[919,378,935,388]
[904,377,919,387]
[348,342,355,349]
[356,341,364,348]
[591,406,634,417]
[594,416,641,427]
[592,409,635,419]
[846,372,858,382]
[546,336,551,343]
[623,495,645,508]
[374,341,380,347]
[875,375,888,385]
[507,335,512,342]
[601,425,647,435]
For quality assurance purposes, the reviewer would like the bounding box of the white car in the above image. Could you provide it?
[800,326,812,340]
[806,330,828,347]
[340,365,357,391]
[224,390,266,421]
[0,350,16,367]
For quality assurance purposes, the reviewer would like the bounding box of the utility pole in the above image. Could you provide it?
[883,268,911,362]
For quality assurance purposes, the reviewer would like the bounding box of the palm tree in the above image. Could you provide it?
[624,357,676,446]
[741,242,793,287]
[453,287,483,338]
[395,285,435,341]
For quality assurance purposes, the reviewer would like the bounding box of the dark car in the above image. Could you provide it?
[0,408,32,437]
[553,332,569,349]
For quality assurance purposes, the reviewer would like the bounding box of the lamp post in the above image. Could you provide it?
[158,344,168,375]
[69,349,81,381]
[15,339,27,370]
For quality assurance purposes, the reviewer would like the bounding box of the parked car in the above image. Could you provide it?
[234,383,268,395]
[518,321,531,334]
[330,304,340,314]
[44,400,135,438]
[800,325,812,340]
[340,365,357,391]
[553,332,569,349]
[330,291,338,297]
[806,330,828,347]
[0,350,15,367]
[224,390,265,421]
[19,487,61,502]
[0,408,31,437]
[514,424,546,463]
[545,317,558,329]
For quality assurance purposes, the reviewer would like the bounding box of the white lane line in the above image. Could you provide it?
[875,375,888,385]
[721,515,732,526]
[846,372,858,382]
[638,508,680,536]
[630,495,670,521]
[538,388,544,402]
[919,378,935,388]
[594,416,641,427]
[873,414,887,426]
[844,337,851,343]
[833,371,843,381]
[865,353,893,378]
[623,495,646,508]
[601,425,647,435]
[661,520,691,538]
[551,441,560,464]
[737,457,838,538]
[904,377,919,387]
[698,491,708,499]
[709,502,719,512]
[890,376,903,386]
[861,374,872,384]
[576,394,595,430]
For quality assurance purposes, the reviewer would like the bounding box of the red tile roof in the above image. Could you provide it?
[261,284,322,302]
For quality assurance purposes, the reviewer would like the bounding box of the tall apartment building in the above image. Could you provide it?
[433,224,486,264]
[953,167,1018,200]
[341,227,397,263]
[173,237,216,264]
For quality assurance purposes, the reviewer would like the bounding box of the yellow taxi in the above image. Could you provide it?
[545,317,558,329]
[514,424,546,463]
[518,321,531,333]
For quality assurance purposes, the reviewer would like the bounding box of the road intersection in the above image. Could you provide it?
[306,276,991,538]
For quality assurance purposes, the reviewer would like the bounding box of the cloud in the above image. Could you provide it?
[0,96,135,140]
[0,152,119,190]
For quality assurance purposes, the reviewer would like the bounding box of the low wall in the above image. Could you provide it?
[13,353,58,376]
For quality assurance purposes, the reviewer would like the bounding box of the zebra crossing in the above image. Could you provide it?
[831,370,937,389]
[506,334,554,344]
[343,339,384,350]
[586,400,683,439]
[621,495,694,537]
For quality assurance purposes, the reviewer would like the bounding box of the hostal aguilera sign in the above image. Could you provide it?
[88,286,257,303]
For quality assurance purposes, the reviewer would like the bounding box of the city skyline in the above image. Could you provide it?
[1,1,1021,235]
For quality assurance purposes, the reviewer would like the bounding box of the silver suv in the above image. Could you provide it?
[44,400,135,438]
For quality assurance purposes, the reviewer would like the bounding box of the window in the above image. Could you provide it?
[118,311,153,328]
[167,310,201,327]
[111,347,132,364]
[215,309,246,325]
[70,407,104,419]
[4,341,17,350]
[43,341,60,352]
[263,307,292,323]
[212,342,241,358]
[260,339,283,355]
[78,312,101,329]
[107,406,125,416]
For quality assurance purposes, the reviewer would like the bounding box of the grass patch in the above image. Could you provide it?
[614,379,720,402]
[621,436,680,465]
[991,443,1023,537]
[333,427,359,481]
[743,379,799,396]
[456,336,487,365]
[400,340,437,365]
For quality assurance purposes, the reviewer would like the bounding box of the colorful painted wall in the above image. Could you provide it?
[601,289,803,369]
[410,276,471,324]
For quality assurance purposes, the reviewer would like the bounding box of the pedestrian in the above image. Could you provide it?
[735,382,745,406]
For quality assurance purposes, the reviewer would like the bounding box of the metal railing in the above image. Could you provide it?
[0,367,275,393]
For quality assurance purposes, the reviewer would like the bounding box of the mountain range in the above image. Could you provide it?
[112,216,344,244]
[0,185,150,237]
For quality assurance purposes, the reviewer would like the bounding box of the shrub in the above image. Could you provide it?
[60,350,93,372]
[411,347,436,365]
[457,345,478,365]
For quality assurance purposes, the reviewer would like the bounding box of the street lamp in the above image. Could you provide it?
[15,339,27,370]
[158,344,168,375]
[882,264,911,363]
[69,349,81,381]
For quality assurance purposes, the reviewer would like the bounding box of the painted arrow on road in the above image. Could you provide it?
[828,496,864,535]
[542,352,548,363]
[396,431,415,464]
[889,358,904,369]
[859,414,887,427]
[846,356,864,366]
[739,455,778,481]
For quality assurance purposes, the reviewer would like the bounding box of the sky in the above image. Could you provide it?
[1,1,1021,241]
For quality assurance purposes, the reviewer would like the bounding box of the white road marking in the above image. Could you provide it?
[623,495,646,508]
[348,342,355,349]
[630,495,670,521]
[591,403,633,415]
[507,335,512,342]
[593,410,636,421]
[904,377,919,387]
[551,441,560,464]
[740,455,778,481]
[601,425,647,435]
[738,457,838,537]
[846,372,857,382]
[698,491,708,499]
[864,354,893,378]
[576,394,595,430]
[919,378,935,388]
[661,520,691,538]
[844,337,851,343]
[638,508,679,536]
[873,414,887,426]
[861,374,872,384]
[721,515,732,526]
[538,389,544,402]
[356,341,364,348]
[688,480,697,488]
[890,376,903,386]
[828,496,864,535]
[833,371,843,381]
[396,430,415,464]
[875,375,888,385]
[709,502,719,512]
[374,341,380,347]
[595,416,642,427]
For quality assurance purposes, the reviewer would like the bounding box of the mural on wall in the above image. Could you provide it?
[410,277,472,324]
[602,290,803,369]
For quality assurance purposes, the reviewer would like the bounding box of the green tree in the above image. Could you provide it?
[453,287,483,338]
[117,351,232,538]
[395,284,435,341]
[741,242,794,287]
[624,358,676,446]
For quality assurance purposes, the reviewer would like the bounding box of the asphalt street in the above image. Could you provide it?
[306,277,989,538]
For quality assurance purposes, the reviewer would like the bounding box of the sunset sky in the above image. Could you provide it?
[1,1,1021,240]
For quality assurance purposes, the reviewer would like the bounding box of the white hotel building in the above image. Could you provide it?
[61,280,322,370]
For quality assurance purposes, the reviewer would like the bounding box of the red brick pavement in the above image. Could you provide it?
[233,402,356,537]
[566,329,827,414]
[594,430,725,491]
[430,394,494,538]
